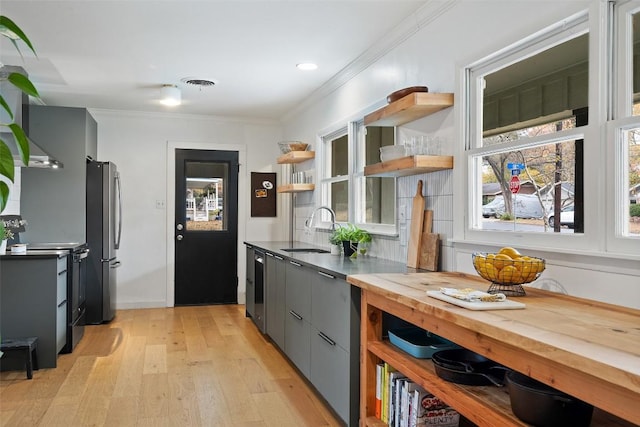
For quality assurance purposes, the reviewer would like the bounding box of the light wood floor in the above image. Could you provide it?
[0,305,343,427]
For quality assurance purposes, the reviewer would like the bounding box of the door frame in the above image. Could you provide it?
[166,141,247,307]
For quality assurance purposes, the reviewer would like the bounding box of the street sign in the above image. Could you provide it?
[511,168,521,176]
[510,175,521,194]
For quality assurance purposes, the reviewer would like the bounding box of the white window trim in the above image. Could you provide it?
[353,120,398,236]
[315,112,399,236]
[458,10,604,253]
[604,0,640,255]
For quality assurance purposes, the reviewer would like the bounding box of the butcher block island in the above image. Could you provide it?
[346,272,640,427]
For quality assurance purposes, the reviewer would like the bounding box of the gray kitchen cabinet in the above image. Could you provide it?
[246,245,255,318]
[0,254,68,369]
[21,106,98,243]
[310,269,360,427]
[265,252,286,349]
[311,329,351,422]
[284,259,311,377]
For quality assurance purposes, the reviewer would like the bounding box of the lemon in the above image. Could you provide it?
[484,263,499,281]
[531,258,545,273]
[498,265,522,284]
[498,246,521,259]
[493,253,514,270]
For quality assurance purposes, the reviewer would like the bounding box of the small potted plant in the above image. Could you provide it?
[330,224,371,258]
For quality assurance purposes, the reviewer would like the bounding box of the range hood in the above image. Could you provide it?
[0,65,63,168]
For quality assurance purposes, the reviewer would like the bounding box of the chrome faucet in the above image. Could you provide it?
[305,206,337,231]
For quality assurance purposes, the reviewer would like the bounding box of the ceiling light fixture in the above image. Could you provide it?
[296,62,318,71]
[160,84,181,106]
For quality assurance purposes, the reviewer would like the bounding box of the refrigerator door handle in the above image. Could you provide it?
[115,171,123,250]
[110,261,122,269]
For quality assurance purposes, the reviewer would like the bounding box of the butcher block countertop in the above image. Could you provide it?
[347,271,640,425]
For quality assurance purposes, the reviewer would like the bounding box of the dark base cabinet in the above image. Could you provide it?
[0,254,68,370]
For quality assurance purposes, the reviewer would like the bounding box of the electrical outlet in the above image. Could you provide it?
[399,224,407,247]
[156,199,165,209]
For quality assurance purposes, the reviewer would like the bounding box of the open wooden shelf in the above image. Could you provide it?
[276,151,315,164]
[364,92,454,127]
[277,183,315,193]
[365,340,524,427]
[364,155,453,177]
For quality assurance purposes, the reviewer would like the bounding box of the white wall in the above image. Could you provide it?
[90,110,286,308]
[282,1,640,309]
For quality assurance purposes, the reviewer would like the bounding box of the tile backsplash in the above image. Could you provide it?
[294,169,454,270]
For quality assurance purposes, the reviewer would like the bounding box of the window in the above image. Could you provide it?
[317,121,397,234]
[320,129,349,223]
[610,1,640,252]
[466,16,589,245]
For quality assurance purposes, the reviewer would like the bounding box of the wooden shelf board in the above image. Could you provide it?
[364,92,454,127]
[277,183,315,193]
[367,340,526,427]
[276,151,315,164]
[364,155,453,177]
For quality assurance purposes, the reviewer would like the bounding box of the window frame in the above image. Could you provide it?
[315,119,398,235]
[606,0,640,254]
[460,11,595,251]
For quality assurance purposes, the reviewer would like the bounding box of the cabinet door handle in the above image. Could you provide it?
[317,271,335,279]
[289,261,302,267]
[274,255,284,260]
[318,331,336,346]
[246,245,253,249]
[288,310,303,321]
[58,269,67,276]
[57,300,67,308]
[266,252,274,257]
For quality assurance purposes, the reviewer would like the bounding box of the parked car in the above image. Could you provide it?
[548,204,574,228]
[482,194,544,219]
[482,196,504,218]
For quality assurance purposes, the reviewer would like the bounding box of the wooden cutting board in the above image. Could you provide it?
[418,232,439,271]
[407,180,425,268]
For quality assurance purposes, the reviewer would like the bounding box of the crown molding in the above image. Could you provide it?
[281,0,459,123]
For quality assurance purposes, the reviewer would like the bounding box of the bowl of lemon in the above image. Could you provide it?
[472,247,545,296]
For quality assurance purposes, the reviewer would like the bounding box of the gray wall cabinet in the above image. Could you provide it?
[0,255,68,369]
[21,106,98,243]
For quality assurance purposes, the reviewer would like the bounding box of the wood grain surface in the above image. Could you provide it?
[348,271,640,425]
[417,232,439,271]
[0,305,342,427]
[406,180,425,268]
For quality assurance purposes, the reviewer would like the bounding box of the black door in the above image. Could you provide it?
[175,149,239,305]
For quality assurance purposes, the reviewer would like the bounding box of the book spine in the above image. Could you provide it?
[376,364,383,419]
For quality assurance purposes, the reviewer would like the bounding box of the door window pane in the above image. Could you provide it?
[185,161,227,231]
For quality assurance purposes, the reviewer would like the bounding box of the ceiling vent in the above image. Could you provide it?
[180,77,217,88]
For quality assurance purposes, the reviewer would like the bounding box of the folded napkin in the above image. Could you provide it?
[440,287,506,303]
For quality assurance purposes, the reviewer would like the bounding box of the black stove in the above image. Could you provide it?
[27,242,89,353]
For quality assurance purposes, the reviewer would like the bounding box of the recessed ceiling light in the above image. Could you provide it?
[296,63,318,71]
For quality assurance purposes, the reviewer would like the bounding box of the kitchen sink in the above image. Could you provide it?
[280,248,329,254]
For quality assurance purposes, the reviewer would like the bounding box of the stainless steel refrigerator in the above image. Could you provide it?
[86,160,122,324]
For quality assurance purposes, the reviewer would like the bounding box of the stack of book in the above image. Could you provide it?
[376,362,460,427]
